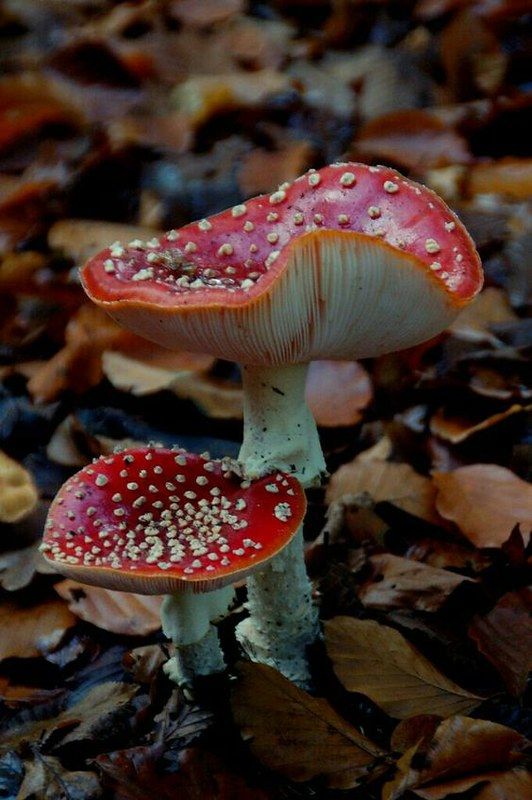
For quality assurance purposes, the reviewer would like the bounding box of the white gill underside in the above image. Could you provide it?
[114,233,459,366]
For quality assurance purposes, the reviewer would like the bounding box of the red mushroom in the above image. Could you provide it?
[40,446,305,685]
[80,162,483,683]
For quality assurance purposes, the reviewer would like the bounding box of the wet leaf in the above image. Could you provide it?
[433,465,532,547]
[469,589,532,697]
[0,600,76,662]
[231,662,385,788]
[325,617,483,719]
[55,580,163,636]
[357,553,475,612]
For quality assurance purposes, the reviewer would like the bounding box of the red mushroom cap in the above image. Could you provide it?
[40,448,306,594]
[82,162,483,364]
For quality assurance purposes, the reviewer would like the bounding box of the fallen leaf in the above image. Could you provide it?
[18,755,102,800]
[448,288,519,345]
[0,450,38,523]
[354,109,471,172]
[325,617,482,719]
[383,715,529,800]
[326,458,441,524]
[429,404,530,444]
[55,580,163,636]
[473,769,532,800]
[0,677,64,708]
[0,600,76,661]
[48,220,160,265]
[433,465,532,547]
[231,662,385,789]
[305,360,373,427]
[123,644,168,684]
[238,141,314,196]
[357,554,475,613]
[469,588,532,697]
[467,158,532,200]
[0,543,55,591]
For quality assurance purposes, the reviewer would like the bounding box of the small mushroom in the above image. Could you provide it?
[81,162,483,683]
[40,447,305,688]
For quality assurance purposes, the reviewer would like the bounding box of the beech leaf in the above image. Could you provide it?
[0,600,76,662]
[324,617,483,719]
[18,755,102,800]
[0,450,38,523]
[231,662,385,789]
[433,465,532,547]
[55,580,163,636]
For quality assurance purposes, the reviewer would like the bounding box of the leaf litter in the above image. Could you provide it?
[0,1,530,798]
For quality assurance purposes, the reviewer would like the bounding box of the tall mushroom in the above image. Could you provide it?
[81,162,483,683]
[40,446,306,687]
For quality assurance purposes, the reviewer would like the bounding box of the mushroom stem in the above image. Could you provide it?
[237,363,324,684]
[161,586,234,680]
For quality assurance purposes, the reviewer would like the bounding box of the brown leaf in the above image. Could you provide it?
[383,715,529,800]
[18,755,102,800]
[357,553,475,613]
[433,465,532,547]
[354,109,471,172]
[467,158,532,201]
[473,769,532,800]
[448,288,519,345]
[238,141,314,196]
[0,600,76,662]
[325,617,482,719]
[0,451,38,523]
[469,589,532,696]
[48,220,160,265]
[429,404,530,444]
[123,644,168,684]
[231,662,385,789]
[305,360,373,428]
[326,458,441,525]
[0,677,64,708]
[0,543,55,591]
[55,580,163,636]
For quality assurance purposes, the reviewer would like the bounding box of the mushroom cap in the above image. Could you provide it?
[40,448,306,594]
[82,162,483,365]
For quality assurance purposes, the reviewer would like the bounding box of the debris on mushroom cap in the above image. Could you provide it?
[40,448,306,594]
[81,161,483,363]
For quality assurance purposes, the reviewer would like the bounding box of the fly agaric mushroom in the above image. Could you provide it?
[81,162,483,683]
[40,446,305,686]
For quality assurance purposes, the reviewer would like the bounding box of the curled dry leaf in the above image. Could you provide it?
[353,109,471,172]
[0,543,55,591]
[433,465,532,548]
[357,553,475,613]
[324,617,482,719]
[55,579,163,636]
[429,404,530,444]
[0,450,38,523]
[48,220,161,265]
[383,715,530,800]
[231,662,385,789]
[0,600,76,662]
[448,288,518,345]
[469,588,532,697]
[326,458,441,525]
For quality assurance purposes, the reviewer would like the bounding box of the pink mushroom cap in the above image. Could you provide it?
[40,448,306,594]
[82,162,483,365]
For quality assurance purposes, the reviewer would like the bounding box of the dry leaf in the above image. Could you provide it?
[0,543,55,591]
[48,220,160,265]
[238,141,314,196]
[55,580,163,636]
[231,662,385,789]
[0,451,38,523]
[0,676,64,708]
[18,755,102,800]
[123,644,168,684]
[469,588,532,697]
[448,288,519,345]
[473,769,532,800]
[384,715,529,800]
[467,158,532,200]
[433,465,532,547]
[326,459,441,524]
[0,600,76,661]
[305,360,373,428]
[325,617,482,719]
[357,553,475,613]
[429,404,530,444]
